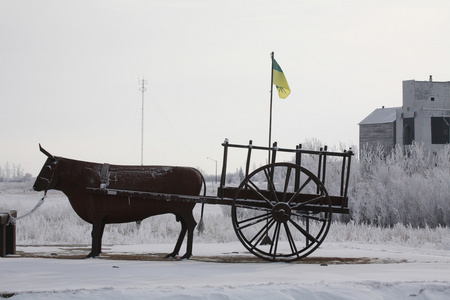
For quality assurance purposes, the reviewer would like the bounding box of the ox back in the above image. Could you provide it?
[34,150,203,259]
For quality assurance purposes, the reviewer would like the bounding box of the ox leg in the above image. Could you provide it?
[181,213,197,259]
[165,215,187,259]
[86,219,105,258]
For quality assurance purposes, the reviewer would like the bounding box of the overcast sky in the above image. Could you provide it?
[1,0,450,177]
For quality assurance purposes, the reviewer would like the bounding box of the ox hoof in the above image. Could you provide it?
[180,253,192,260]
[164,253,178,259]
[85,251,101,258]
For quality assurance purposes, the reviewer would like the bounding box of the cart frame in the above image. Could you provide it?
[218,139,353,214]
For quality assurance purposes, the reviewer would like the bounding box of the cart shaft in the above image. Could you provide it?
[86,187,349,214]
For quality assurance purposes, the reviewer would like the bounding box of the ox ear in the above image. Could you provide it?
[39,144,54,159]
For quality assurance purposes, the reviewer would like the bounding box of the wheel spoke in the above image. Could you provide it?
[284,222,299,256]
[235,212,271,230]
[290,194,327,209]
[269,221,281,258]
[263,168,279,203]
[282,166,293,202]
[289,218,318,244]
[246,179,275,207]
[298,177,313,192]
[287,177,312,204]
[249,217,276,247]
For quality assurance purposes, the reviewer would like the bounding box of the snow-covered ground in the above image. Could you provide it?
[1,182,450,299]
[2,242,450,299]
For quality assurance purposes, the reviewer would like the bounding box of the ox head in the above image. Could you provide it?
[33,144,60,192]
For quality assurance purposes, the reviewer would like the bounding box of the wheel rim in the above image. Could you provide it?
[232,162,332,262]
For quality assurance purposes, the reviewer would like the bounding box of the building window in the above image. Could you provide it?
[431,117,450,144]
[403,118,415,145]
[430,97,435,101]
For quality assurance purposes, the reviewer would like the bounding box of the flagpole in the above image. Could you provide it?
[268,51,274,164]
[261,51,275,247]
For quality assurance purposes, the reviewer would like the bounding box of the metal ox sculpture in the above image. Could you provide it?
[33,145,203,259]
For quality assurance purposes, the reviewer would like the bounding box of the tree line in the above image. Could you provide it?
[0,162,32,182]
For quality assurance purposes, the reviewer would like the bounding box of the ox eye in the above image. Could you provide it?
[46,165,53,170]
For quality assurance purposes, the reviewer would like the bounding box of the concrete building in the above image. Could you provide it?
[359,76,450,154]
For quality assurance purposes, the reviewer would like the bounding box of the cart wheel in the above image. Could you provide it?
[232,162,332,262]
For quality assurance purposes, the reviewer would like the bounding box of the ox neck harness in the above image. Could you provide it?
[7,157,61,225]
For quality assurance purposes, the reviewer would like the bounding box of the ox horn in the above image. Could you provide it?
[39,144,54,159]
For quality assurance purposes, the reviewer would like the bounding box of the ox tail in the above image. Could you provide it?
[197,172,207,234]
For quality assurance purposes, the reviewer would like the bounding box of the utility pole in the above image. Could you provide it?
[139,78,148,166]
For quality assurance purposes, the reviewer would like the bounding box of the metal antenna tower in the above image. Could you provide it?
[139,78,148,166]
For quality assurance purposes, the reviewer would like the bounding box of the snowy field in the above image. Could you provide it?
[1,182,450,299]
[2,242,450,300]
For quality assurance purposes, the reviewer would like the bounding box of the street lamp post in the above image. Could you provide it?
[206,157,217,183]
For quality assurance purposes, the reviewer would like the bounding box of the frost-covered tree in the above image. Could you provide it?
[0,162,31,182]
[286,140,449,228]
[349,142,450,228]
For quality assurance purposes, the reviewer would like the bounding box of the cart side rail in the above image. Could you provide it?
[219,139,353,208]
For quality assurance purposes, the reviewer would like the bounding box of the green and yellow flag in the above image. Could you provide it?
[272,58,290,99]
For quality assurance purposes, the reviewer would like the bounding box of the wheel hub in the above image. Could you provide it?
[272,202,291,222]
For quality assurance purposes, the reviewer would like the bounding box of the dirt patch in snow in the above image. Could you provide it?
[10,250,406,264]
